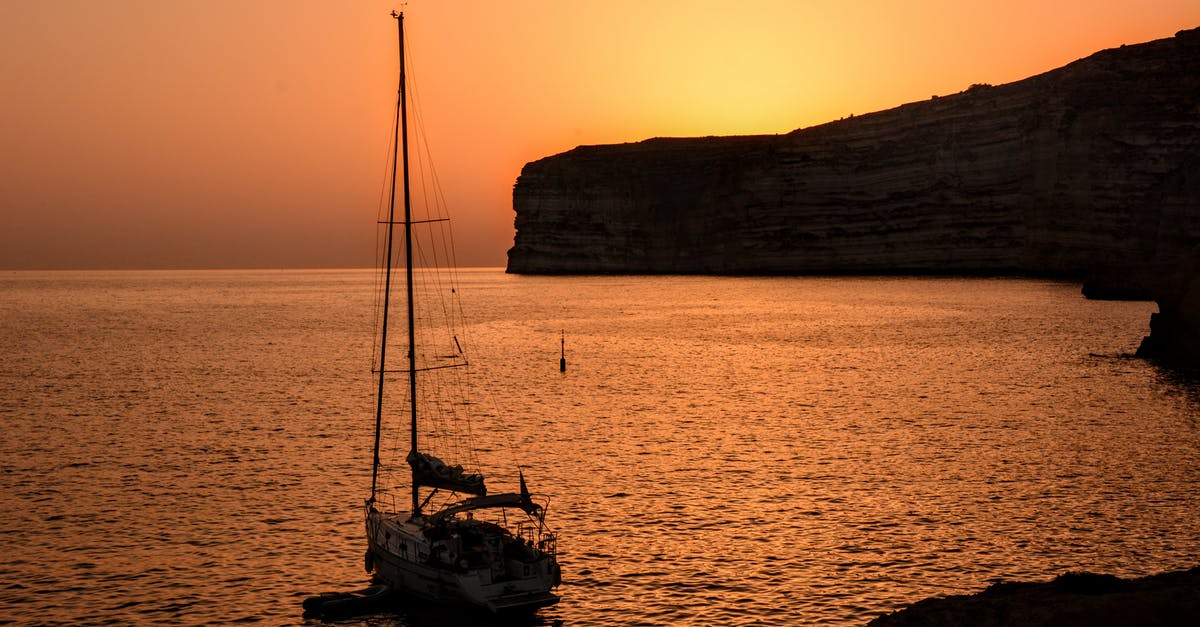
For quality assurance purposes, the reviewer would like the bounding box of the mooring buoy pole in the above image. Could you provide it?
[560,330,567,372]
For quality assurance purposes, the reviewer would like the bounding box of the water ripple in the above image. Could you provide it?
[1,271,1198,625]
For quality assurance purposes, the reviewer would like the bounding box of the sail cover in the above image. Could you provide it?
[407,450,487,496]
[429,491,543,523]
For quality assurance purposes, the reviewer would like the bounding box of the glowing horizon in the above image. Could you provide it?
[2,0,1196,269]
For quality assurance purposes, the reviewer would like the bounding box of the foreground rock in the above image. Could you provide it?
[867,567,1200,627]
[509,27,1200,284]
[1136,245,1200,368]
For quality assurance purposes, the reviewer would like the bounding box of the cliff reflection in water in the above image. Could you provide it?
[2,270,1198,626]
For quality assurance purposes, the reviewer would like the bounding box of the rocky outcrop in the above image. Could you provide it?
[1136,245,1200,368]
[508,28,1200,280]
[866,567,1200,627]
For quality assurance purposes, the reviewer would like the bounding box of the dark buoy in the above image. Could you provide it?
[559,330,567,372]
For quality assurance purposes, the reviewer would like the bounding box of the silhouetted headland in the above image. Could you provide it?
[1136,244,1200,368]
[508,26,1200,295]
[867,566,1200,627]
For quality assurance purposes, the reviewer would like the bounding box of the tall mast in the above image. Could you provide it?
[370,10,405,505]
[397,11,421,519]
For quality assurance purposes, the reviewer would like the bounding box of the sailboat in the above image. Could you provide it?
[363,11,561,613]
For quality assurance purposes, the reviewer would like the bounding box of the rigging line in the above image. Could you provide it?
[374,362,468,374]
[409,149,466,355]
[409,85,459,286]
[400,27,480,476]
[408,56,465,331]
[412,228,461,347]
[402,139,448,326]
[413,255,475,470]
[408,312,472,469]
[410,242,454,345]
[405,149,455,333]
[376,218,450,225]
[421,155,459,296]
[492,389,522,469]
[381,376,413,485]
[458,366,481,472]
[371,102,402,378]
[428,373,456,462]
[401,43,462,306]
[457,363,478,468]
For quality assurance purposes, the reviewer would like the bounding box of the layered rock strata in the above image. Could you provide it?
[508,28,1200,279]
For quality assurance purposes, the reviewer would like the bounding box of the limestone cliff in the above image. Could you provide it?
[508,28,1200,279]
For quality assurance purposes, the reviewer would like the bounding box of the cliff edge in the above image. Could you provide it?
[508,28,1200,281]
[1136,245,1200,368]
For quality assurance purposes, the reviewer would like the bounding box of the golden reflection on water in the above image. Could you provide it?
[2,270,1198,626]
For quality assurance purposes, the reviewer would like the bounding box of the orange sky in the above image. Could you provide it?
[2,0,1197,269]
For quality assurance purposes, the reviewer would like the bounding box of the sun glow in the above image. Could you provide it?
[1,0,1196,268]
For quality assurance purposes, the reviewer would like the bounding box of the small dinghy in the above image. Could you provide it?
[302,584,393,619]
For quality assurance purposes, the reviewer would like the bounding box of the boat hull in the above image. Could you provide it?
[366,509,560,613]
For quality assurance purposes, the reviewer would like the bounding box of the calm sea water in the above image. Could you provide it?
[2,269,1198,626]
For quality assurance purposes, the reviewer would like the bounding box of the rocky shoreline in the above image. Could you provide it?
[1135,245,1200,369]
[867,566,1200,626]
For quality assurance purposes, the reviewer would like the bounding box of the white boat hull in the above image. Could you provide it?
[366,509,560,613]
